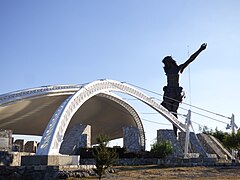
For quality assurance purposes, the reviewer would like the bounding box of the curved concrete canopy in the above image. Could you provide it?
[0,94,70,135]
[37,80,186,155]
[0,93,142,138]
[67,92,145,146]
[0,83,145,153]
[0,79,186,155]
[0,89,144,145]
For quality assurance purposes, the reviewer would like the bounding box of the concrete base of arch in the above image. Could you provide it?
[123,127,142,153]
[59,124,144,155]
[21,155,80,166]
[60,124,91,155]
[157,129,184,158]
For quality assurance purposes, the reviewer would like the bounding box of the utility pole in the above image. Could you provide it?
[230,114,238,134]
[226,114,238,160]
[230,114,238,160]
[184,110,191,158]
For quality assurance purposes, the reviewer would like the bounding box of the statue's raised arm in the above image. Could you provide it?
[179,43,207,73]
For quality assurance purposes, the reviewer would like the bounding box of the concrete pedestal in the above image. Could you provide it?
[123,127,141,152]
[157,129,183,158]
[21,155,80,166]
[60,124,91,155]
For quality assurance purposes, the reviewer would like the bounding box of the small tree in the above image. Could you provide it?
[150,140,173,159]
[223,133,239,149]
[93,134,118,180]
[223,130,240,158]
[199,125,213,135]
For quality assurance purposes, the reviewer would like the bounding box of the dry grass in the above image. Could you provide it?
[102,165,240,179]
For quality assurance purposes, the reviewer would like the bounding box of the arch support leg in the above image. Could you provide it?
[60,124,91,155]
[123,127,142,152]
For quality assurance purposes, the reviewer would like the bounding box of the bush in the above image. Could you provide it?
[150,140,173,159]
[223,130,240,150]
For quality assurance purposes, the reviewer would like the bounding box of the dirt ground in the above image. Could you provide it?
[102,165,240,179]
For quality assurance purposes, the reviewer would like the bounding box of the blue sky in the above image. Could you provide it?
[1,1,240,150]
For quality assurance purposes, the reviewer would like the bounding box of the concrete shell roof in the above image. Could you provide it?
[1,79,185,155]
[0,87,142,144]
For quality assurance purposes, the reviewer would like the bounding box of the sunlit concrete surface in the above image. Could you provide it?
[0,88,142,144]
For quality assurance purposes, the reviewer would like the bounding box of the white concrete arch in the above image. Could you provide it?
[37,79,186,155]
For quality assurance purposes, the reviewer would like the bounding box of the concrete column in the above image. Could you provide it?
[0,129,12,152]
[123,127,141,153]
[157,129,183,158]
[179,132,207,158]
[60,124,91,155]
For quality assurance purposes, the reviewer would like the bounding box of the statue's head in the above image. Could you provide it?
[162,56,178,73]
[162,56,177,66]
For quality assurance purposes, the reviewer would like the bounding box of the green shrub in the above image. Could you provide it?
[150,140,173,159]
[223,130,240,150]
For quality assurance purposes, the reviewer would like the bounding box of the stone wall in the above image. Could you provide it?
[0,152,34,166]
[157,157,217,167]
[123,127,141,153]
[0,165,96,179]
[80,158,158,166]
[178,132,208,158]
[157,129,183,158]
[80,157,238,166]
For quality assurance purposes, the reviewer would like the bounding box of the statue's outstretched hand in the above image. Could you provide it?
[200,43,207,51]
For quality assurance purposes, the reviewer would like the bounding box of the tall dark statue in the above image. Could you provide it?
[161,43,207,136]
